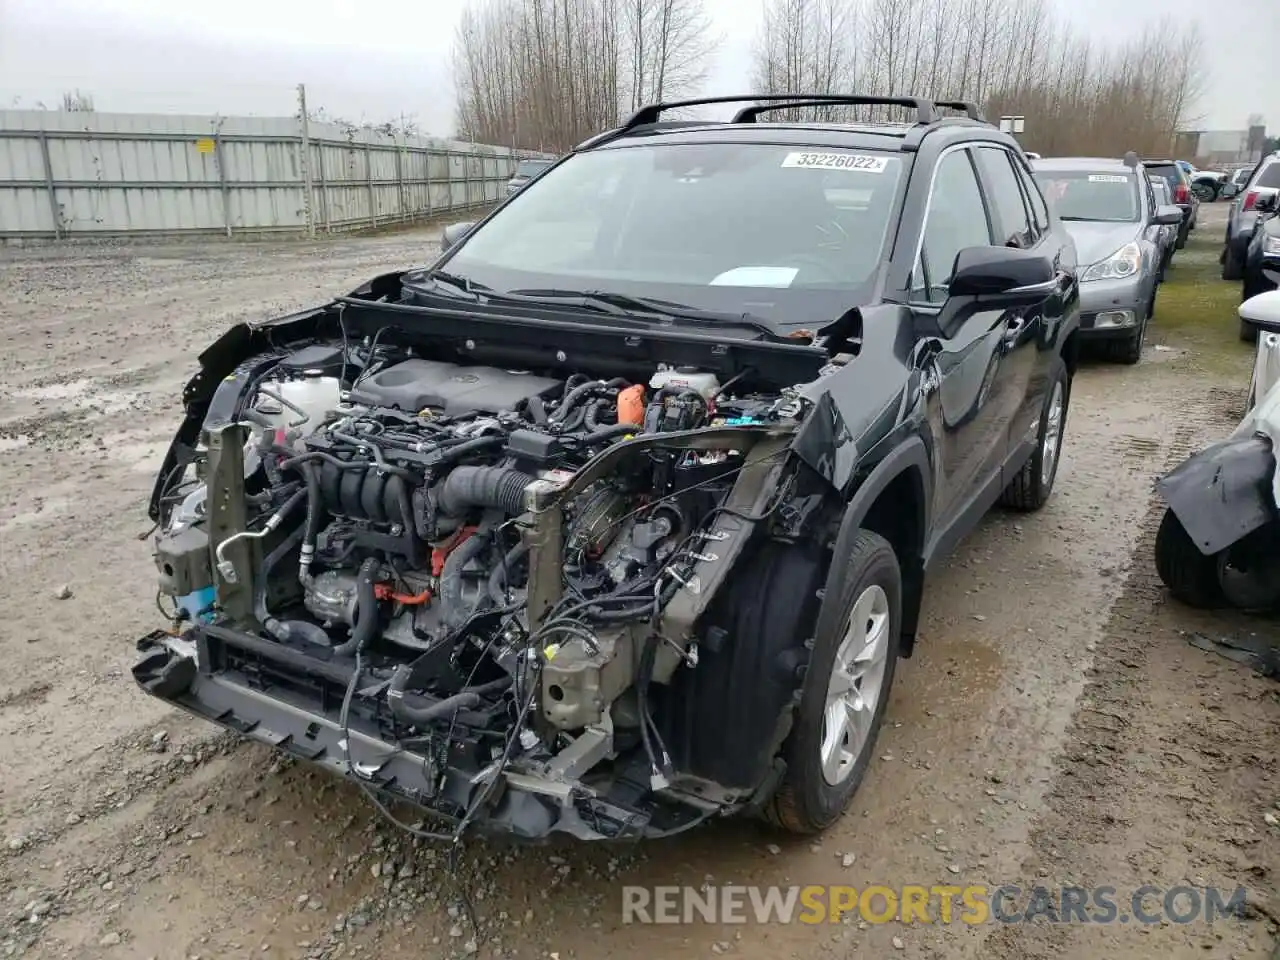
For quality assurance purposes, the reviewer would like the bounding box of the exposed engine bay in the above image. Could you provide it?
[136,300,850,840]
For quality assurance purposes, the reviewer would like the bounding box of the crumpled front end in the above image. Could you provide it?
[134,310,839,840]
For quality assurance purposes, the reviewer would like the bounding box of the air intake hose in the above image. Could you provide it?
[437,465,536,517]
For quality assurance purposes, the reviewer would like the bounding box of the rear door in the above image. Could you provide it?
[971,145,1069,471]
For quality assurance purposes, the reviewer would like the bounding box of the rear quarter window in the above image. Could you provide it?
[1253,163,1280,190]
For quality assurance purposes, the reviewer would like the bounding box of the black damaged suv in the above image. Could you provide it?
[135,94,1080,842]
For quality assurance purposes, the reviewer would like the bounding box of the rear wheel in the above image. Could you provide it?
[1241,318,1258,343]
[1222,244,1244,281]
[1001,358,1069,510]
[764,530,901,834]
[1155,509,1223,608]
[1192,181,1217,203]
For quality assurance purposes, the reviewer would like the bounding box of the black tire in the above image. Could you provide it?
[1240,318,1258,343]
[764,530,901,834]
[1154,509,1223,608]
[1001,357,1069,510]
[1101,307,1147,364]
[1222,244,1244,281]
[1192,182,1217,203]
[1175,225,1188,250]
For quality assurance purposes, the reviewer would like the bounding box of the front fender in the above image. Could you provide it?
[1157,436,1277,556]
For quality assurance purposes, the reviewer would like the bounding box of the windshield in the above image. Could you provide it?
[439,142,905,325]
[514,159,552,178]
[1034,170,1140,222]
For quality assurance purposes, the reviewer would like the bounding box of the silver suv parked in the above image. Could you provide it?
[1221,153,1280,281]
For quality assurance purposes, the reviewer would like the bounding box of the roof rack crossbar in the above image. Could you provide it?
[730,95,937,125]
[932,100,985,121]
[622,93,939,130]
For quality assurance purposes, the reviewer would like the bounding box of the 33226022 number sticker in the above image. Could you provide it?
[780,152,889,172]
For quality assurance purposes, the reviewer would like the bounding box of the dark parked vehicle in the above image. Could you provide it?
[506,157,554,195]
[134,94,1080,843]
[1032,155,1182,364]
[1241,193,1280,341]
[1222,154,1280,281]
[1143,159,1198,249]
[1148,176,1180,278]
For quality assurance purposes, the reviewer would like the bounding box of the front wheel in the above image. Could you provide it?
[1001,358,1069,510]
[1192,182,1217,203]
[764,530,901,834]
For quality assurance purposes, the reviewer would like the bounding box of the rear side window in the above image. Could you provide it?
[1253,162,1280,190]
[973,147,1034,247]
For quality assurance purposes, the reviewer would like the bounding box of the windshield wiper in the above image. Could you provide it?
[502,288,785,341]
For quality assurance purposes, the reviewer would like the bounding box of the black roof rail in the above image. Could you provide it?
[730,95,938,125]
[933,100,985,122]
[621,93,939,130]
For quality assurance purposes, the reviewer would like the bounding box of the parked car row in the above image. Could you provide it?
[1030,153,1184,364]
[1221,152,1280,283]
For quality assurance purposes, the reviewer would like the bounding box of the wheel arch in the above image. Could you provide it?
[830,436,931,657]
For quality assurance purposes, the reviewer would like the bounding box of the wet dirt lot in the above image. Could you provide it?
[1,206,1277,960]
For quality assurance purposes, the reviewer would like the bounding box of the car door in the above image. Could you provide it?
[970,145,1065,472]
[908,146,1018,547]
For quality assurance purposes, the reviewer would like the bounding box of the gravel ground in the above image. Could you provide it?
[1,207,1276,960]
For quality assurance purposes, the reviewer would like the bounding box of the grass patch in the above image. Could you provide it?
[1147,223,1254,380]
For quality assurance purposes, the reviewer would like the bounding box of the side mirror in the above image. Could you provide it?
[948,246,1056,300]
[1152,204,1184,226]
[1240,290,1280,335]
[1254,193,1279,214]
[440,221,477,254]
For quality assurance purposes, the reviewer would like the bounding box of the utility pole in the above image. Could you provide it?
[297,83,316,239]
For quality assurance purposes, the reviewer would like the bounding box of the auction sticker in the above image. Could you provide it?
[781,152,888,172]
[1088,174,1129,183]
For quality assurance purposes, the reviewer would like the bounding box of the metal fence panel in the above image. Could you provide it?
[0,109,551,240]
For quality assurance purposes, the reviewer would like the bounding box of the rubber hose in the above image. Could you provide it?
[386,671,511,726]
[437,465,536,516]
[330,557,380,657]
[440,526,493,627]
[584,398,612,430]
[582,423,635,445]
[388,474,415,533]
[280,450,414,480]
[252,526,334,647]
[488,541,530,605]
[551,381,607,423]
[431,434,504,467]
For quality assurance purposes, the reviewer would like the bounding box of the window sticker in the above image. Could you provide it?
[781,152,888,172]
[1088,174,1129,183]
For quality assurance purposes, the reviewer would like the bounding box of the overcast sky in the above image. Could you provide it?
[0,0,1275,134]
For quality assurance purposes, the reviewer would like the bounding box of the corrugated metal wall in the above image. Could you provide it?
[0,110,550,240]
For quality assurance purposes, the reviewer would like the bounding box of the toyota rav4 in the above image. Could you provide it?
[134,94,1081,842]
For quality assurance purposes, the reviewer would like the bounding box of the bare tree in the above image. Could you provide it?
[748,0,1205,157]
[60,89,95,112]
[452,0,717,152]
[751,0,860,121]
